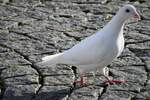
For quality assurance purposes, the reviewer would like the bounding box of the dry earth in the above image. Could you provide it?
[0,0,150,100]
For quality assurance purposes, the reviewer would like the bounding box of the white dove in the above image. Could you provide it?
[38,4,140,85]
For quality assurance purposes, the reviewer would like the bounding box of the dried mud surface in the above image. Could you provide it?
[0,0,150,100]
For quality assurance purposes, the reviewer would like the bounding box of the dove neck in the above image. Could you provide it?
[102,14,125,35]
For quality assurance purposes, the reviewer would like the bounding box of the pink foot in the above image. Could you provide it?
[103,75,126,85]
[104,79,126,85]
[74,75,88,86]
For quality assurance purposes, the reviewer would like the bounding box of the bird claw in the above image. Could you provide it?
[73,80,88,86]
[104,79,126,85]
[73,76,89,86]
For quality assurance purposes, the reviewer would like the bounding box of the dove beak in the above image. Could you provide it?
[133,11,140,20]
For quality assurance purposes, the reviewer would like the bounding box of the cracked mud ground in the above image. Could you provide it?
[0,0,150,100]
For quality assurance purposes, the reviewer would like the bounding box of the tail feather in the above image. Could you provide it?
[38,53,64,66]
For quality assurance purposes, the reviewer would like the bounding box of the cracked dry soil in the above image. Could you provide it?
[0,0,150,100]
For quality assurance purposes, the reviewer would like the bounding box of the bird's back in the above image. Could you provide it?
[60,30,124,73]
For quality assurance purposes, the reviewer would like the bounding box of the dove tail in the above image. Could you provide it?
[38,53,64,67]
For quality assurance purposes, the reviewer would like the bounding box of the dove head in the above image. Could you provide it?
[117,4,140,21]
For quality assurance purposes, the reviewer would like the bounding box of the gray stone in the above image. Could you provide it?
[3,84,39,100]
[0,0,150,100]
[145,58,150,71]
[39,64,75,86]
[100,86,136,100]
[33,86,70,100]
[68,86,103,100]
[132,82,150,99]
[1,65,39,85]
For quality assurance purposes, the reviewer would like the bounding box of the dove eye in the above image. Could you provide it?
[125,9,130,13]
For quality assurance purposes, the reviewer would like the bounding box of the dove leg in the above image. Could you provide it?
[71,66,88,86]
[103,67,126,84]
